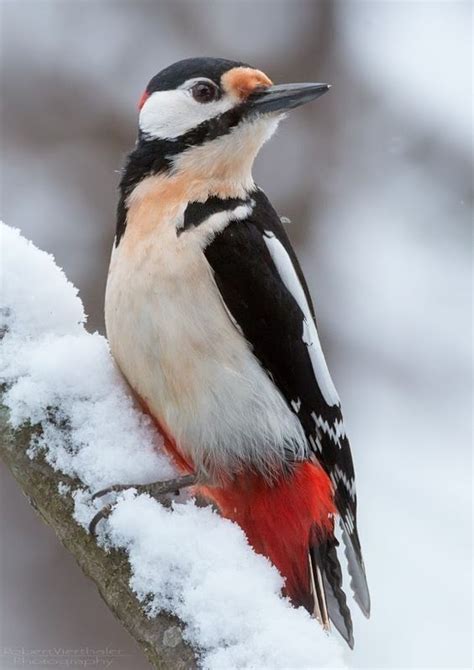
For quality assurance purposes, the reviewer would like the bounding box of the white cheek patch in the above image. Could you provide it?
[139,89,234,140]
[263,231,340,407]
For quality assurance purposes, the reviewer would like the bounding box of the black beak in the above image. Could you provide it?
[246,82,331,115]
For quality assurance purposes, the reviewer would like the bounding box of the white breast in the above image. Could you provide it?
[105,214,307,483]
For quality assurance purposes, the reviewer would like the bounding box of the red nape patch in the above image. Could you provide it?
[198,462,336,609]
[138,89,150,111]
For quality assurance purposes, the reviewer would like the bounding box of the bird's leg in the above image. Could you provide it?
[88,474,197,535]
[91,474,197,501]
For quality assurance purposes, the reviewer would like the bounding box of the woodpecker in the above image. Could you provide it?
[104,57,370,647]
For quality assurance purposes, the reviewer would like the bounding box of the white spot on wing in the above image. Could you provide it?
[330,466,357,502]
[312,411,346,447]
[263,231,340,406]
[291,398,302,413]
[309,434,323,454]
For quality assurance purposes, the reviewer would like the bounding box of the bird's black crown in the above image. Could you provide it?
[145,57,250,94]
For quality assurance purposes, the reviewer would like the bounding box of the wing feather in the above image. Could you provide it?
[203,187,370,616]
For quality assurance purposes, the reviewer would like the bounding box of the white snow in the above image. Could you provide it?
[107,493,345,670]
[0,224,174,491]
[0,223,346,669]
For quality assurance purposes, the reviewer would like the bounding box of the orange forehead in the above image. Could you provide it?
[221,67,272,100]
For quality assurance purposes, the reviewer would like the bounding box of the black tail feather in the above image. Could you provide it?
[310,529,354,649]
[340,518,371,618]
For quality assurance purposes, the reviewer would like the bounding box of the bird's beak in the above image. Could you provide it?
[246,82,331,115]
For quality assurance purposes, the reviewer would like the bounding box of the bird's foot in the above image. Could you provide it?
[88,474,196,535]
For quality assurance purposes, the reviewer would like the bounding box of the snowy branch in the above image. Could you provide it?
[0,398,198,669]
[0,224,346,669]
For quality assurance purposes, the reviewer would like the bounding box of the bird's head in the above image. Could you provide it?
[135,57,330,190]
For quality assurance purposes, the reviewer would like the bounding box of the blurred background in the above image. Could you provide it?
[1,1,472,668]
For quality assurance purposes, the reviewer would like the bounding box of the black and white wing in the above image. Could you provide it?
[201,188,370,619]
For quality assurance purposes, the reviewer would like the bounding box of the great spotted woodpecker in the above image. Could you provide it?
[101,57,370,647]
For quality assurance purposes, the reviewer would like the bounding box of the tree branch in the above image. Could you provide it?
[0,398,198,670]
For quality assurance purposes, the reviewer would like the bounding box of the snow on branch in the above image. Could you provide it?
[0,224,346,669]
[0,405,197,670]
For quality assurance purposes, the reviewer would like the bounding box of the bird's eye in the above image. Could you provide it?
[191,81,219,104]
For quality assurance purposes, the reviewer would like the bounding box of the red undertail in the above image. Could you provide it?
[141,401,337,615]
[198,462,335,611]
[143,404,354,643]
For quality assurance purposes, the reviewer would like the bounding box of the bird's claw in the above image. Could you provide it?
[88,503,114,536]
[88,474,197,536]
[91,483,133,501]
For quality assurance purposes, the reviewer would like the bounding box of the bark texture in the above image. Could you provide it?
[0,400,198,670]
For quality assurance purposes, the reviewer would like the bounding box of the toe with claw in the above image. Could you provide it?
[88,474,197,536]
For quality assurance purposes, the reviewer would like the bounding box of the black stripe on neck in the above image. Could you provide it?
[139,102,249,149]
[115,104,252,246]
[178,196,252,237]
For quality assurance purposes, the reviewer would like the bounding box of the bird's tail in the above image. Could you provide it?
[198,461,354,647]
[309,528,354,647]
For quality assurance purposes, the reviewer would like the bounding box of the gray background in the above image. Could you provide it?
[1,1,472,668]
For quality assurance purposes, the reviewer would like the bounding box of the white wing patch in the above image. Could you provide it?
[183,201,254,246]
[263,231,340,406]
